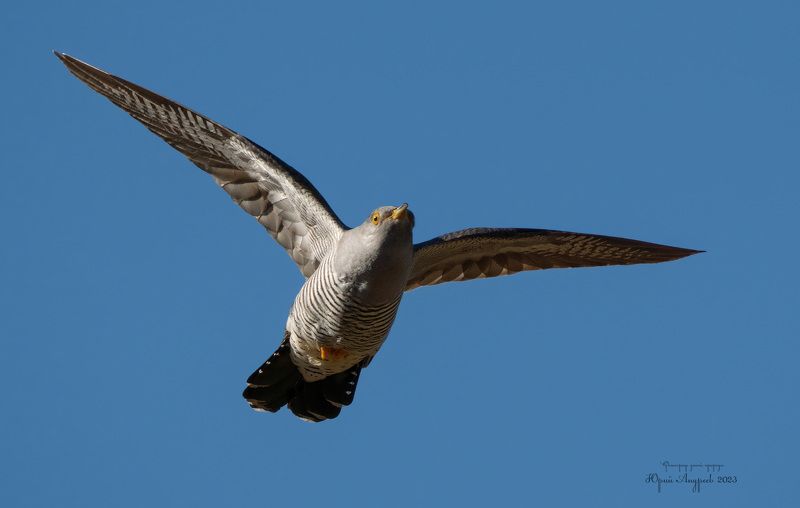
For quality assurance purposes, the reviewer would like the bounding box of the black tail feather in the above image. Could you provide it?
[246,333,294,387]
[288,382,341,421]
[243,331,366,422]
[321,368,361,407]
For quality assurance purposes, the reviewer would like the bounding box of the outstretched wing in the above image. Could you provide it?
[406,227,701,290]
[56,52,345,277]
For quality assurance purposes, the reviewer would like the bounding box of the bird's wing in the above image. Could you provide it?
[56,52,345,277]
[406,227,701,290]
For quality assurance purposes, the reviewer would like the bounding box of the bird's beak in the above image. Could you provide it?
[391,203,409,221]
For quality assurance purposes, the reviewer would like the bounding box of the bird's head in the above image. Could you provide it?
[331,203,414,296]
[363,203,415,233]
[345,203,414,257]
[358,202,415,252]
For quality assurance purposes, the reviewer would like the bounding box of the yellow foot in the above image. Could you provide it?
[319,346,349,361]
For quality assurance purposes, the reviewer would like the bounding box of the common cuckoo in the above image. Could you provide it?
[56,53,701,422]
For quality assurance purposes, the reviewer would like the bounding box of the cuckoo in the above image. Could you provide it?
[56,53,701,422]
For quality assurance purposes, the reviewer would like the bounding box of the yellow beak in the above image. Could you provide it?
[391,203,409,221]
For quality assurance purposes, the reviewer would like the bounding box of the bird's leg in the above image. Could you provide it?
[319,346,349,361]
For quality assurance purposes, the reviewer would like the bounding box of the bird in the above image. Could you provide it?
[56,52,701,422]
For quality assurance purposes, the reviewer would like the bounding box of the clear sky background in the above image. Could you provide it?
[1,1,797,506]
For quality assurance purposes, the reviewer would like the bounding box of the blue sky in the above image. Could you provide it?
[1,1,798,506]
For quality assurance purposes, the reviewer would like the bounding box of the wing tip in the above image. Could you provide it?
[54,51,107,78]
[674,246,704,257]
[54,51,86,77]
[654,245,704,263]
[53,50,71,64]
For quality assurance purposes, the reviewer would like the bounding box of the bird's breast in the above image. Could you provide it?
[287,256,405,380]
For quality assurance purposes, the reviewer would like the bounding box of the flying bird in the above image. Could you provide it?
[56,52,701,422]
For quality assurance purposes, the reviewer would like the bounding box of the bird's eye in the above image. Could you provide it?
[370,212,381,225]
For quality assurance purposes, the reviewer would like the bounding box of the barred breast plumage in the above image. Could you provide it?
[287,252,405,381]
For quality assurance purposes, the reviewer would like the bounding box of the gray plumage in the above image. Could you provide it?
[56,52,702,422]
[288,206,413,382]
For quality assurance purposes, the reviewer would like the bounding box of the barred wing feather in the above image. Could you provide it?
[407,228,701,290]
[56,52,344,277]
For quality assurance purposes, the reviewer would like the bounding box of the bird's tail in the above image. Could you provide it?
[243,331,364,422]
